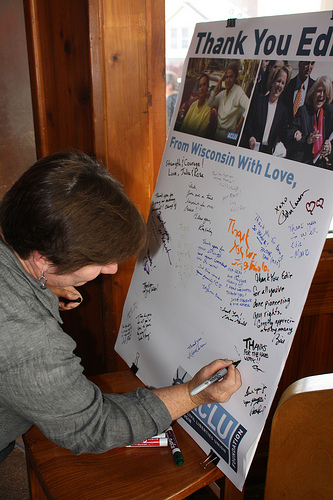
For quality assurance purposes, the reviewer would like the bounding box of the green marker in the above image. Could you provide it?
[166,426,184,466]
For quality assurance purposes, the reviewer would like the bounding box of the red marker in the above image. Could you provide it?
[126,434,168,447]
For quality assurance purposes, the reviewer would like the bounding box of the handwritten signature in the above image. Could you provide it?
[142,282,158,298]
[243,383,267,416]
[275,190,309,225]
[187,337,207,359]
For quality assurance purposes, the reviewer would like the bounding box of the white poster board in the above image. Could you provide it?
[115,11,333,490]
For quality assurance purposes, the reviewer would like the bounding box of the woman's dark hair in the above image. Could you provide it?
[0,151,147,273]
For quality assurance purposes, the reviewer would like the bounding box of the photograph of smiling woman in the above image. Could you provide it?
[285,75,333,170]
[240,64,292,156]
[180,73,212,137]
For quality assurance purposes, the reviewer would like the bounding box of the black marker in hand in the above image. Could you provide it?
[190,360,241,396]
[59,297,82,305]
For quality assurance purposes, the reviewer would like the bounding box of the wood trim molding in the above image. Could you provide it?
[23,0,49,157]
[88,0,108,163]
[146,0,167,191]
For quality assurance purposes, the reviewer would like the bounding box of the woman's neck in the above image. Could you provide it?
[1,233,39,280]
[197,97,206,108]
[269,95,278,104]
[15,253,39,280]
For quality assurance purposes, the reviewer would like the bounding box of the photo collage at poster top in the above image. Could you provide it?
[174,58,333,171]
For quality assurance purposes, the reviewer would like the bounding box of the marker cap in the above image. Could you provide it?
[173,451,185,466]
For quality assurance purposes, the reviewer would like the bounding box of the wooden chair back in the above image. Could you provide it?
[264,373,333,499]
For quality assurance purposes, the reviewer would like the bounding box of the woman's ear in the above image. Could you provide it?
[32,251,52,272]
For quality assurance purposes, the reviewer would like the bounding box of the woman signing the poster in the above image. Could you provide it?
[0,151,241,463]
[207,62,249,143]
[286,75,333,169]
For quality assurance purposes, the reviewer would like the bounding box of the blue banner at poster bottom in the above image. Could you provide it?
[181,410,247,472]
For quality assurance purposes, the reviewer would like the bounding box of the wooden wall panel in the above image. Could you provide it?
[24,0,94,157]
[24,0,104,375]
[91,0,163,213]
[0,0,36,198]
[24,0,165,374]
[89,0,166,371]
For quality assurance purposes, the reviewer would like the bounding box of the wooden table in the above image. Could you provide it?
[23,371,243,499]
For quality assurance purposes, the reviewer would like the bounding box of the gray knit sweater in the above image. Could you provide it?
[0,238,171,457]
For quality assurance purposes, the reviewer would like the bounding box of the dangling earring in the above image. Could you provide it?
[39,271,47,290]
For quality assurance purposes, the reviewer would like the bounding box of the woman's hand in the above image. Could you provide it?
[214,73,225,94]
[320,140,331,157]
[47,285,83,311]
[294,130,302,142]
[188,359,242,408]
[152,359,241,421]
[307,130,321,144]
[249,136,257,150]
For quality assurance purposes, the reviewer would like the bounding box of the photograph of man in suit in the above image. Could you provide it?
[282,61,315,122]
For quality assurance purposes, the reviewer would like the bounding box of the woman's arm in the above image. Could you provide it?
[207,84,221,108]
[234,115,245,134]
[238,90,250,116]
[152,359,241,421]
[241,96,261,149]
[249,136,257,150]
[207,92,219,108]
[285,107,309,151]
